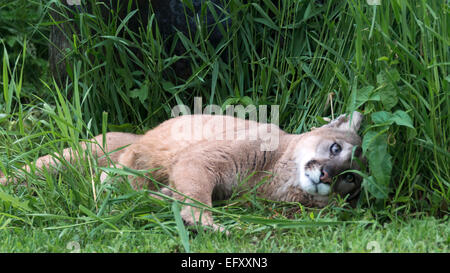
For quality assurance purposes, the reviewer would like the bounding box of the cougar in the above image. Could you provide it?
[0,112,364,230]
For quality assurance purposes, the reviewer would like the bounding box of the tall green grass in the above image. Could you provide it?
[0,0,448,239]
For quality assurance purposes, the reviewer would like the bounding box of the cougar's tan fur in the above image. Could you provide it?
[1,112,364,230]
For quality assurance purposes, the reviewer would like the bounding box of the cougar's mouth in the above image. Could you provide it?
[301,160,332,196]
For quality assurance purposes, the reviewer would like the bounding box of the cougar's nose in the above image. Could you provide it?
[320,167,332,183]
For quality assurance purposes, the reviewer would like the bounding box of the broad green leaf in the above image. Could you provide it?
[392,110,415,129]
[363,131,392,200]
[387,68,400,82]
[355,85,378,107]
[371,111,394,125]
[371,110,415,129]
[378,69,400,83]
[363,176,389,200]
[362,130,380,154]
[379,86,398,110]
[377,70,399,110]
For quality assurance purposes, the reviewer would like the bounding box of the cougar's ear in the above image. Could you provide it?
[322,111,363,133]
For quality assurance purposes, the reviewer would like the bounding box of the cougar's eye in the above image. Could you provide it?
[330,143,342,155]
[344,173,355,183]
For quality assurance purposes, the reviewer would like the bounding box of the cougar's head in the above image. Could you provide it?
[294,112,364,205]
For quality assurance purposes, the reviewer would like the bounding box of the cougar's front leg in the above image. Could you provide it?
[169,159,217,229]
[116,144,149,190]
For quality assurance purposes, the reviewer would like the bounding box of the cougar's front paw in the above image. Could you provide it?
[180,206,229,234]
[180,206,213,226]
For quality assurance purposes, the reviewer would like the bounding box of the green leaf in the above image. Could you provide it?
[355,85,379,107]
[0,189,31,212]
[392,110,415,129]
[172,201,190,253]
[239,215,354,227]
[251,3,279,31]
[371,110,415,129]
[376,71,399,110]
[79,205,120,231]
[362,130,379,154]
[210,61,219,104]
[377,56,389,62]
[5,36,16,47]
[161,81,175,94]
[376,71,387,85]
[97,166,150,177]
[3,47,11,114]
[377,69,400,83]
[129,81,149,105]
[363,176,389,200]
[316,116,330,126]
[369,146,392,193]
[387,68,400,82]
[371,111,394,125]
[180,0,194,11]
[221,97,241,111]
[239,96,254,107]
[107,123,135,133]
[379,86,398,110]
[363,130,392,200]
